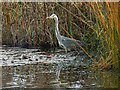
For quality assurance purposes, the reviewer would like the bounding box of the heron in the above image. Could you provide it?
[47,14,85,52]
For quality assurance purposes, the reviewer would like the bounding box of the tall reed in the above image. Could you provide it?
[89,2,119,69]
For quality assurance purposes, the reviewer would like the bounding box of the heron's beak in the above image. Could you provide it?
[46,16,53,19]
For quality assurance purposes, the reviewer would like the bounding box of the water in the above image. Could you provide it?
[0,46,119,89]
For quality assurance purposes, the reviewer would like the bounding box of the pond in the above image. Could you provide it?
[0,46,119,89]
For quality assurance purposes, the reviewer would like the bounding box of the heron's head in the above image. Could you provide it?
[46,14,58,20]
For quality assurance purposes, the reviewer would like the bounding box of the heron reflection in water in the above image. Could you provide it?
[47,14,85,52]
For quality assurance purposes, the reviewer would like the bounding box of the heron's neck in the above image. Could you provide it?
[55,18,61,40]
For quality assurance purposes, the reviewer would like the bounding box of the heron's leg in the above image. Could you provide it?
[63,46,67,53]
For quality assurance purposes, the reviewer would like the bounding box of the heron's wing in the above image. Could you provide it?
[61,36,85,49]
[61,36,79,49]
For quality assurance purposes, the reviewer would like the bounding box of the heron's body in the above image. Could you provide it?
[60,36,84,50]
[47,14,84,52]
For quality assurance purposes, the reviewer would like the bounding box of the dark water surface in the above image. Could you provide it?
[0,46,119,89]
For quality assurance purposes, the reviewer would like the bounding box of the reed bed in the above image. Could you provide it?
[1,2,119,70]
[89,2,119,70]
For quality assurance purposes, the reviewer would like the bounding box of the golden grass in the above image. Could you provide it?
[90,2,119,70]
